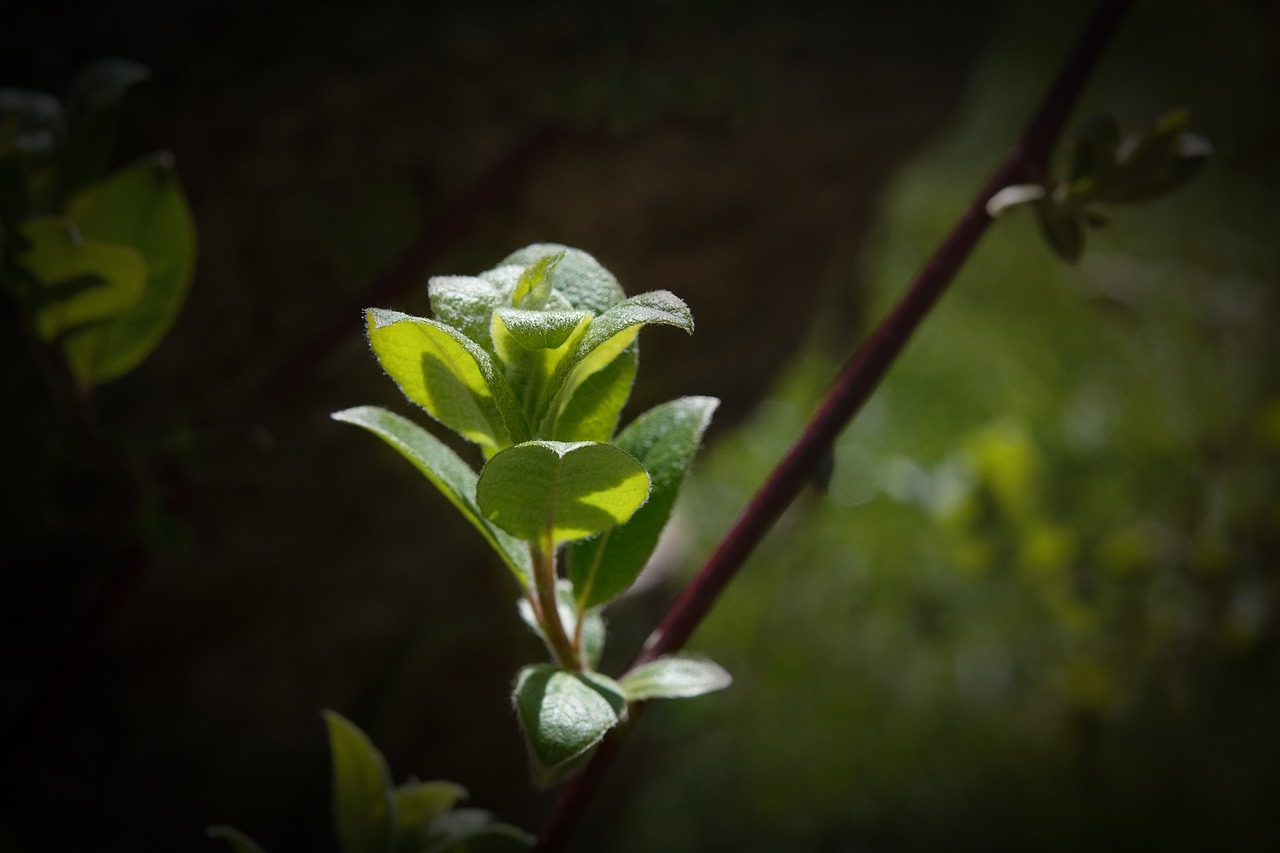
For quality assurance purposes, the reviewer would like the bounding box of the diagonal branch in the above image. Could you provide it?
[535,1,1134,849]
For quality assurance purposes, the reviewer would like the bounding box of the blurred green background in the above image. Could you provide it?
[2,1,1277,851]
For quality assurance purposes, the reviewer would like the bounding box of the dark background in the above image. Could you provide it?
[2,1,1277,851]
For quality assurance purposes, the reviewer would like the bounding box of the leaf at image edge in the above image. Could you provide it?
[323,710,395,853]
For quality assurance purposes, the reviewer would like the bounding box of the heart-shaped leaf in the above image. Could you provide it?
[323,710,395,853]
[366,308,528,456]
[512,665,626,778]
[476,441,649,545]
[65,152,196,383]
[331,406,531,586]
[619,656,732,701]
[568,396,718,609]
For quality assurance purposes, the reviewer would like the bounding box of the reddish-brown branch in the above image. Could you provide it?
[536,1,1133,849]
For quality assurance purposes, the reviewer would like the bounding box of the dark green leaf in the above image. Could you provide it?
[619,655,732,701]
[567,397,718,609]
[331,406,531,586]
[500,244,625,314]
[1067,114,1120,191]
[323,710,395,853]
[512,665,627,779]
[1034,201,1085,264]
[476,441,650,545]
[61,58,150,196]
[206,825,269,853]
[365,308,528,456]
[66,153,196,383]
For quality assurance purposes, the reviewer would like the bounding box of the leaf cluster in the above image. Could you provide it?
[335,244,730,783]
[987,108,1211,263]
[209,711,532,853]
[0,59,196,391]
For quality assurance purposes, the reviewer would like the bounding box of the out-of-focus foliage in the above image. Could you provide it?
[0,59,195,392]
[599,3,1279,851]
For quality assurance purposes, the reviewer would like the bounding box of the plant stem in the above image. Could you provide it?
[533,542,581,670]
[535,1,1132,848]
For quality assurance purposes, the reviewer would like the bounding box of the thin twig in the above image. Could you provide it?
[535,1,1133,848]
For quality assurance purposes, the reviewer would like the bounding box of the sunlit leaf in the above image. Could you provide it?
[366,308,528,456]
[568,397,718,609]
[619,656,732,701]
[323,710,395,853]
[331,406,531,586]
[476,440,649,545]
[550,345,637,442]
[512,664,626,779]
[66,152,196,382]
[428,275,506,352]
[510,250,563,309]
[501,244,625,314]
[491,308,592,422]
[541,290,693,432]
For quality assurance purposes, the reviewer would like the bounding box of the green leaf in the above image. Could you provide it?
[512,664,627,779]
[500,244,625,315]
[567,397,718,609]
[619,656,733,701]
[510,250,563,309]
[323,710,395,853]
[61,58,150,197]
[550,344,637,442]
[395,780,468,853]
[65,152,196,383]
[517,580,606,669]
[17,215,145,342]
[476,440,650,545]
[1034,201,1085,264]
[428,275,506,353]
[491,308,593,421]
[331,406,531,586]
[366,308,528,456]
[206,825,270,853]
[541,290,693,433]
[1104,109,1212,204]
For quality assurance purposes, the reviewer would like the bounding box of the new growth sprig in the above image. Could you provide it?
[333,244,729,784]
